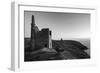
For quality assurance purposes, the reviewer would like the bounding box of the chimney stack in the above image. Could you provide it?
[31,15,35,27]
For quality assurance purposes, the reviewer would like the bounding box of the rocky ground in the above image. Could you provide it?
[24,39,90,61]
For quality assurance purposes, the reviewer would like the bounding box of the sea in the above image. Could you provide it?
[73,38,90,55]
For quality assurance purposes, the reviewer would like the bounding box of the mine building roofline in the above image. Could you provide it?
[41,28,49,31]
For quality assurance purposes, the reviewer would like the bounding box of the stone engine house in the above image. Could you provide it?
[31,15,52,51]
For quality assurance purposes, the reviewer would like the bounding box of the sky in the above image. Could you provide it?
[24,11,90,40]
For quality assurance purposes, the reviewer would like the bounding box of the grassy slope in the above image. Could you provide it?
[24,38,90,61]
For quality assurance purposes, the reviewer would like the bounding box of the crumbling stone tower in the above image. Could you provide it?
[31,15,52,51]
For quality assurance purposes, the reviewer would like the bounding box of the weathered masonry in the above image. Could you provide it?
[31,15,52,51]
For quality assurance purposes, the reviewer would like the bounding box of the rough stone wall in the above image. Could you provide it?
[35,28,52,49]
[49,31,52,48]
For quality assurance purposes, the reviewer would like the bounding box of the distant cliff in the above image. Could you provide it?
[52,40,90,59]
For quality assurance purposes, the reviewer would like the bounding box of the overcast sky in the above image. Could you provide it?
[24,11,90,40]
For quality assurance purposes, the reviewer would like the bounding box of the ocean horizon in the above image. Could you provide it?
[68,38,90,55]
[75,38,90,55]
